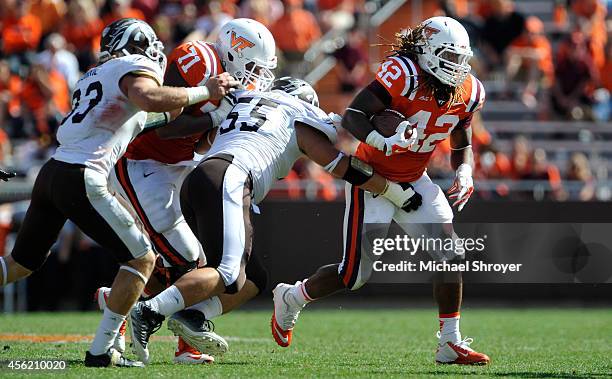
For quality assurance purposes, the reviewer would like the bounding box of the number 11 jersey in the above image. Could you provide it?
[53,55,164,176]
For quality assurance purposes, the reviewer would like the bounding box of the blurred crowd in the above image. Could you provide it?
[0,0,610,203]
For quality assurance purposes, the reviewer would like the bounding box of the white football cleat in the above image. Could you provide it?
[271,282,304,347]
[174,337,214,364]
[435,333,490,365]
[94,287,126,353]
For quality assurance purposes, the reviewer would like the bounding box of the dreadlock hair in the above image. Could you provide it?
[382,23,466,108]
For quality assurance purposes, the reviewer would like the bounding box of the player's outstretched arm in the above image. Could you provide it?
[120,72,240,113]
[295,122,421,212]
[448,124,475,211]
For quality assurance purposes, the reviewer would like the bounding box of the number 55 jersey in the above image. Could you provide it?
[53,55,164,176]
[356,56,485,183]
[206,89,337,204]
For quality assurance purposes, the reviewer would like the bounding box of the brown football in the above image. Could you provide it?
[370,109,407,137]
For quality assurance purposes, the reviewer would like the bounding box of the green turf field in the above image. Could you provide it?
[0,308,610,378]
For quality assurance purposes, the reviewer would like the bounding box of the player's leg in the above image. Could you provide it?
[271,182,395,347]
[393,173,489,365]
[130,156,250,355]
[64,166,155,366]
[1,159,67,286]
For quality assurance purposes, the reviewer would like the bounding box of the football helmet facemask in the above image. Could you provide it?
[271,76,319,106]
[100,18,167,71]
[216,18,277,92]
[417,16,473,87]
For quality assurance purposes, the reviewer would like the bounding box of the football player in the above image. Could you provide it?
[271,17,490,365]
[94,18,278,364]
[128,77,423,354]
[0,18,238,367]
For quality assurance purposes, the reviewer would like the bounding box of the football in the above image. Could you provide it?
[370,109,409,137]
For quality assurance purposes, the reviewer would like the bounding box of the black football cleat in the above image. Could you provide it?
[84,348,144,367]
[168,309,228,357]
[128,301,165,364]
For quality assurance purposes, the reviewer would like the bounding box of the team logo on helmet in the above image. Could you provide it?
[230,31,255,53]
[423,25,441,39]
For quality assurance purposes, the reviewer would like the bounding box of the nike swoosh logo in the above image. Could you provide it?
[449,342,469,357]
[143,171,155,178]
[273,321,289,344]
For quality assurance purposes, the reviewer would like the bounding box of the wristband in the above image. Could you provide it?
[342,156,374,186]
[185,86,210,105]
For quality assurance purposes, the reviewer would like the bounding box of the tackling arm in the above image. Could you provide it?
[295,122,422,212]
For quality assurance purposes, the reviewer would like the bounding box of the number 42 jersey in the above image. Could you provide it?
[206,90,337,204]
[53,55,164,176]
[356,56,485,183]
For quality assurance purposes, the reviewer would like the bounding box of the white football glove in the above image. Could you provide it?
[448,163,474,212]
[366,121,417,156]
[381,181,422,212]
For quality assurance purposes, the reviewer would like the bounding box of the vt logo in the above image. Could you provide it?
[231,31,255,52]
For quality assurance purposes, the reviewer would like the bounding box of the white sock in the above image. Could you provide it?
[290,280,314,307]
[144,285,185,317]
[439,312,461,344]
[187,296,223,319]
[89,308,126,355]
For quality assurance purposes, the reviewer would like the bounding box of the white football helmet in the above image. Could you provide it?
[216,18,277,91]
[417,16,473,87]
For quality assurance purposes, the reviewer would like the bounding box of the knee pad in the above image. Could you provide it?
[245,253,268,295]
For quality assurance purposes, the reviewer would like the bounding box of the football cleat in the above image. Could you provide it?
[174,336,214,364]
[167,309,228,357]
[84,348,144,368]
[435,333,491,365]
[271,282,304,347]
[129,301,165,364]
[94,287,126,353]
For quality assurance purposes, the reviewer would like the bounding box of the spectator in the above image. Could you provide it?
[567,152,596,201]
[551,32,599,120]
[29,0,66,35]
[479,0,525,71]
[193,0,233,42]
[527,148,565,200]
[20,60,70,141]
[0,59,23,137]
[239,0,284,27]
[333,27,368,93]
[0,0,42,66]
[101,0,146,27]
[60,0,104,72]
[505,16,554,109]
[571,0,607,69]
[510,135,531,179]
[270,0,321,76]
[37,33,80,91]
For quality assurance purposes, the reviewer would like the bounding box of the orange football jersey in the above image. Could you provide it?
[355,56,485,182]
[126,41,224,164]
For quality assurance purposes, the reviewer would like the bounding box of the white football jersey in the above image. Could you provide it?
[53,55,164,176]
[207,90,337,204]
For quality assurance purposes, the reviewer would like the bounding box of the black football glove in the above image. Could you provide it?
[381,181,422,213]
[0,168,16,182]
